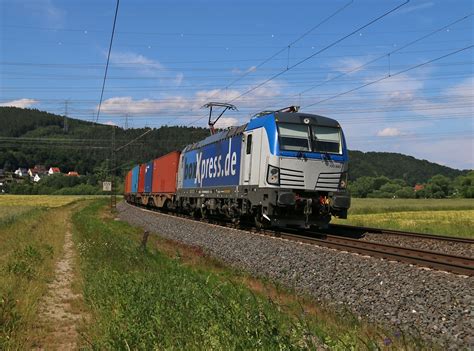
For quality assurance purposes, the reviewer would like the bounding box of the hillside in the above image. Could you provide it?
[0,107,209,175]
[348,151,466,185]
[0,107,468,183]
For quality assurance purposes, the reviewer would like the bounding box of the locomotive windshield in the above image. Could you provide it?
[278,124,311,151]
[277,123,342,154]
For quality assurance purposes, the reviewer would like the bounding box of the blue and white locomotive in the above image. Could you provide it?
[175,106,350,229]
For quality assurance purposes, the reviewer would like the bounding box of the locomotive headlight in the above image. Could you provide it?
[267,165,280,185]
[339,172,348,190]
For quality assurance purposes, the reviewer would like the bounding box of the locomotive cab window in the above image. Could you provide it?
[277,123,311,151]
[246,134,252,154]
[311,126,342,154]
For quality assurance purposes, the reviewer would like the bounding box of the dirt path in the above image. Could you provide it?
[35,222,83,350]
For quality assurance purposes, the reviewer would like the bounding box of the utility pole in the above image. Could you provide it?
[64,100,69,133]
[124,113,129,129]
[110,125,117,210]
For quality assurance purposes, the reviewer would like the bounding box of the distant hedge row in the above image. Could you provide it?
[349,172,474,198]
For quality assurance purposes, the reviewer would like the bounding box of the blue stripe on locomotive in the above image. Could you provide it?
[182,135,242,188]
[131,165,139,193]
[144,161,153,193]
[245,113,348,162]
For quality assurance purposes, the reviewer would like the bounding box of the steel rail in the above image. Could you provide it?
[328,223,474,244]
[127,203,474,276]
[274,231,474,277]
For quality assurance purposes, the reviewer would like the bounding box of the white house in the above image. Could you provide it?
[14,168,27,177]
[33,174,41,182]
[48,167,61,175]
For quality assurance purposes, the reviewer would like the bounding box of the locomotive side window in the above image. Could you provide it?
[246,134,252,154]
[278,123,311,151]
[311,126,342,154]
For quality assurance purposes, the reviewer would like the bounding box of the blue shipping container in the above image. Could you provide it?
[131,165,139,193]
[144,161,153,193]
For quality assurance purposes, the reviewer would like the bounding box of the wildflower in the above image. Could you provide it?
[384,338,392,346]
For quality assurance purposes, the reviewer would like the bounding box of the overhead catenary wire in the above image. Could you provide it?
[95,0,120,123]
[296,13,473,97]
[208,0,353,101]
[303,44,474,109]
[224,0,410,106]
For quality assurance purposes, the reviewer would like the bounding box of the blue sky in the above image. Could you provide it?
[0,0,473,169]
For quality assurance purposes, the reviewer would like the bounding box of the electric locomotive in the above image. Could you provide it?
[174,106,350,229]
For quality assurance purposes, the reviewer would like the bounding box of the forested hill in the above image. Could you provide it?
[0,107,468,183]
[0,107,209,175]
[348,151,466,185]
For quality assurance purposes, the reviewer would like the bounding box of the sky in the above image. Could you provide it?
[0,0,473,169]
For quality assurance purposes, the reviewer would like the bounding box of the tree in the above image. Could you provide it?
[349,176,375,198]
[454,171,474,198]
[425,174,453,198]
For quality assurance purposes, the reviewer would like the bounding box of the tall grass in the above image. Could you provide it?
[348,198,474,215]
[335,198,474,238]
[74,201,425,350]
[0,195,105,208]
[0,206,70,349]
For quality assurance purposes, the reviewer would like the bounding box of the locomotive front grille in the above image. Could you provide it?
[316,172,341,191]
[280,167,305,188]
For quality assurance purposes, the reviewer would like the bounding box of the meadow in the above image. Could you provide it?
[333,198,474,238]
[1,195,461,348]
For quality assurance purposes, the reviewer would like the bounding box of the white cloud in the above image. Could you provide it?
[377,127,402,137]
[110,51,185,87]
[231,65,257,75]
[214,117,239,128]
[0,98,38,108]
[334,57,367,75]
[26,0,65,26]
[100,96,189,115]
[110,51,165,73]
[394,2,434,15]
[98,79,284,119]
[105,120,117,126]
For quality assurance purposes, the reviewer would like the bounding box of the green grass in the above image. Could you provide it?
[0,204,74,349]
[334,198,474,238]
[347,198,474,215]
[0,194,105,208]
[0,206,37,226]
[73,200,429,350]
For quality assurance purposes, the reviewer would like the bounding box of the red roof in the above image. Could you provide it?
[414,184,424,191]
[50,167,61,173]
[67,171,79,176]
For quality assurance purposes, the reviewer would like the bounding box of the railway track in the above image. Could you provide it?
[130,203,474,277]
[327,223,474,244]
[267,230,474,276]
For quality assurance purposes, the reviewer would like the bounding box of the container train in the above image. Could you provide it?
[124,108,350,229]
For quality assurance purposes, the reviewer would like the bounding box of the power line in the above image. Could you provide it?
[303,45,474,109]
[224,0,410,105]
[209,0,353,100]
[1,46,469,67]
[296,13,473,97]
[95,0,120,123]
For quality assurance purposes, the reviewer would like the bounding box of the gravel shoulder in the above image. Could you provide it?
[361,233,474,258]
[117,202,474,350]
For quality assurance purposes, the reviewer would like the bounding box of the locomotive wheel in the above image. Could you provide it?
[253,207,265,231]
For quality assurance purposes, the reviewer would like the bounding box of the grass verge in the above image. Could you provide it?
[74,200,428,350]
[0,205,72,349]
